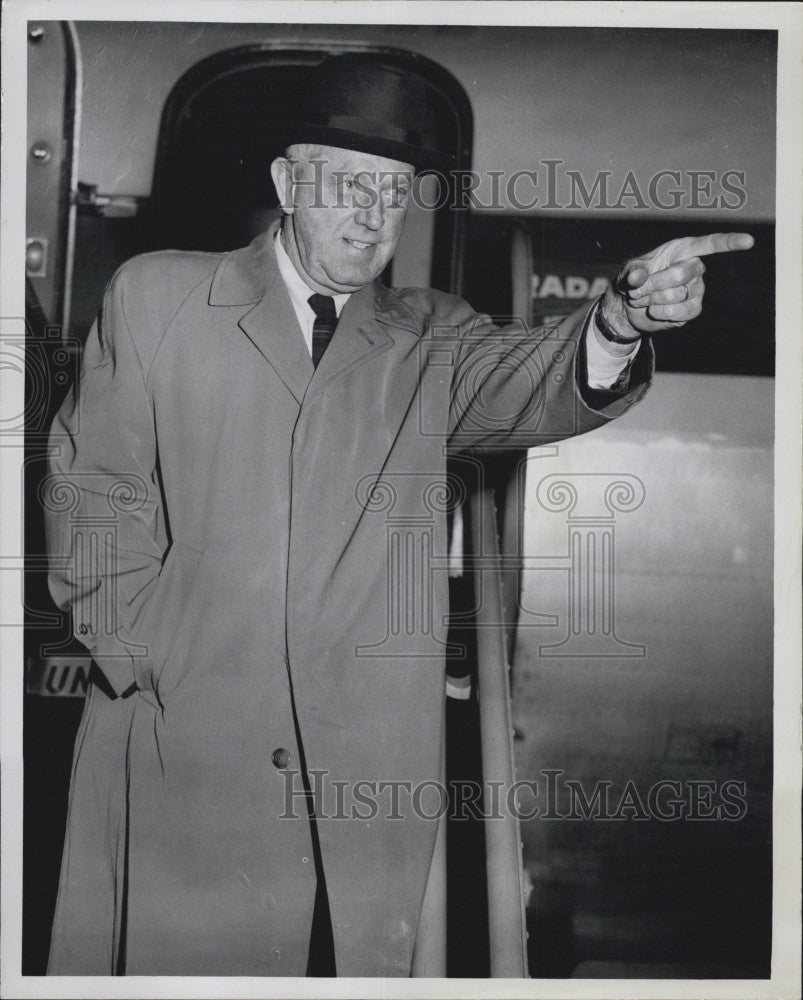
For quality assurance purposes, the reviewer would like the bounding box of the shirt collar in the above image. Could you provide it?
[274,226,350,318]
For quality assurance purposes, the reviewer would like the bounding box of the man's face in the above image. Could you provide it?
[271,145,414,294]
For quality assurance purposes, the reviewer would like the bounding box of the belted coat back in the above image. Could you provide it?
[45,222,652,976]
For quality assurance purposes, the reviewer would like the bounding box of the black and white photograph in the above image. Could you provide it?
[1,2,800,998]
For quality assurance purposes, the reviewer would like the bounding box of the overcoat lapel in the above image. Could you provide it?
[299,282,431,514]
[305,281,396,391]
[237,282,313,405]
[208,223,313,405]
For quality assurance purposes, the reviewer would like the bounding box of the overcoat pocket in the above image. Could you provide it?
[128,539,202,707]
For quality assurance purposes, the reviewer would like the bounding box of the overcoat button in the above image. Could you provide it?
[272,747,291,769]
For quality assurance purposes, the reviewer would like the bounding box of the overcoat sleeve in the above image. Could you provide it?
[445,297,653,453]
[45,267,166,697]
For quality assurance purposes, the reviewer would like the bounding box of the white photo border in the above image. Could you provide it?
[1,3,800,998]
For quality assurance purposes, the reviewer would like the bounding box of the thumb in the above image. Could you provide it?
[624,265,649,291]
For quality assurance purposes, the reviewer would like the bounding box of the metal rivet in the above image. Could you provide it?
[301,856,309,863]
[28,25,45,42]
[30,142,53,164]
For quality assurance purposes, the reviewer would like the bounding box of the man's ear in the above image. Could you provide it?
[271,156,295,214]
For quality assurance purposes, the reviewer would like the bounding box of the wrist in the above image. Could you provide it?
[595,300,642,346]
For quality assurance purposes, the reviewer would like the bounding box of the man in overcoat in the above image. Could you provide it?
[44,56,752,977]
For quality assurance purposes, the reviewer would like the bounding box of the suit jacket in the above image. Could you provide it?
[45,220,653,976]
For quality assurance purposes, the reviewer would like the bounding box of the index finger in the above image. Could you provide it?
[669,232,754,261]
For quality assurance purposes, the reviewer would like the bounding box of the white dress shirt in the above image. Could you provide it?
[274,231,350,354]
[273,228,637,387]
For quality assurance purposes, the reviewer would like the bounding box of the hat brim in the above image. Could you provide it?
[274,121,455,173]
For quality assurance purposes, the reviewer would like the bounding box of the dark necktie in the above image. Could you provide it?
[308,293,338,367]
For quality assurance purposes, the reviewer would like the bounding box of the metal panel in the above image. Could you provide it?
[511,371,773,968]
[26,21,72,324]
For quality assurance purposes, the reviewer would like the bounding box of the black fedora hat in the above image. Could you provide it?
[278,54,455,172]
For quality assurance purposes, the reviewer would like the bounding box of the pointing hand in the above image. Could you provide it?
[600,232,755,340]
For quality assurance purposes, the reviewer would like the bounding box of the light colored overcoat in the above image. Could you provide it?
[45,220,651,976]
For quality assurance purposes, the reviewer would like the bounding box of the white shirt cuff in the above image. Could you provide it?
[585,302,641,389]
[446,675,472,700]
